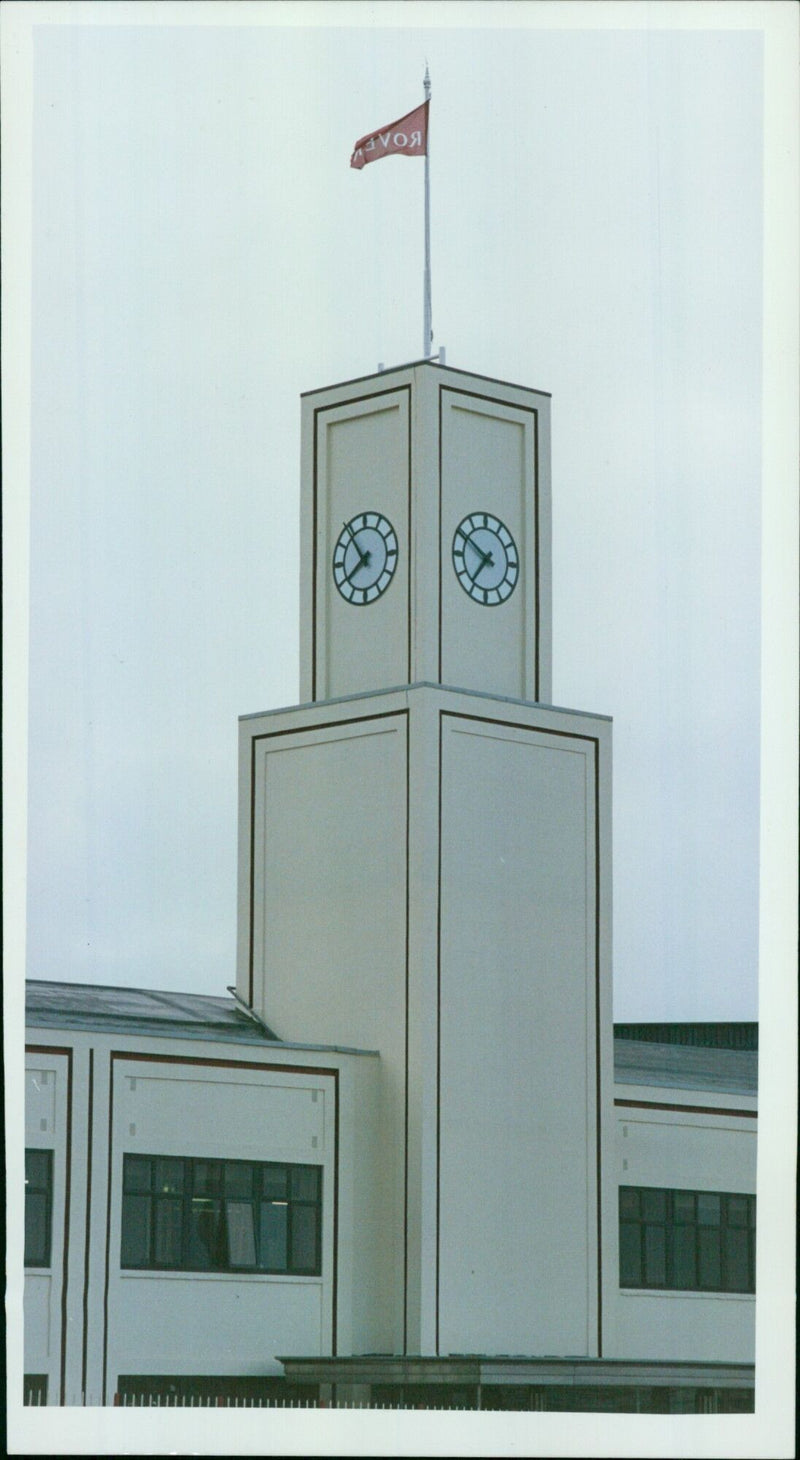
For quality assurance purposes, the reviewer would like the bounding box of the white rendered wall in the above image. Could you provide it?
[437,716,603,1356]
[106,1060,334,1382]
[24,1030,380,1404]
[606,1095,757,1362]
[23,1051,71,1402]
[238,683,612,1358]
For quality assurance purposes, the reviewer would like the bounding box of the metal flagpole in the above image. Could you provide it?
[423,64,432,358]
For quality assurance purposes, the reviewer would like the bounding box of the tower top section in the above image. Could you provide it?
[300,360,551,705]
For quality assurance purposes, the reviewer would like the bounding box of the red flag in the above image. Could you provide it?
[350,100,429,170]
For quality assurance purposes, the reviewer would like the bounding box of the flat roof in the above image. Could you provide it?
[26,981,756,1094]
[239,680,612,725]
[25,980,378,1057]
[613,1034,757,1096]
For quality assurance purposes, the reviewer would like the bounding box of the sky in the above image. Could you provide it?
[9,2,791,1025]
[3,6,798,1456]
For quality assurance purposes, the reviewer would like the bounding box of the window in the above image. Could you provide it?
[121,1156,322,1275]
[25,1149,53,1267]
[619,1186,755,1293]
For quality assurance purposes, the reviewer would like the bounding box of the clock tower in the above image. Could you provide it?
[236,360,615,1361]
[299,360,551,704]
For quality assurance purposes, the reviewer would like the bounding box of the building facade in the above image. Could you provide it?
[24,363,757,1410]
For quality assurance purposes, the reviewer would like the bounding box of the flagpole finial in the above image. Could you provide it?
[424,63,431,99]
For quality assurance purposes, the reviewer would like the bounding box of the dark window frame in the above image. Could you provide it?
[619,1185,755,1294]
[24,1149,54,1268]
[121,1154,323,1276]
[23,1374,49,1406]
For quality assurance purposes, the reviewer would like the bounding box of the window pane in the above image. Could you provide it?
[698,1226,722,1287]
[193,1162,222,1197]
[24,1192,48,1266]
[259,1201,288,1270]
[726,1196,749,1228]
[154,1158,184,1195]
[262,1167,288,1201]
[226,1201,257,1266]
[619,1223,641,1286]
[225,1163,253,1199]
[619,1188,639,1220]
[697,1193,721,1226]
[672,1224,697,1288]
[672,1191,695,1224]
[290,1167,320,1203]
[154,1198,183,1264]
[187,1198,224,1268]
[290,1205,319,1271]
[25,1150,51,1190]
[121,1194,151,1266]
[748,1197,757,1228]
[641,1190,666,1222]
[723,1227,750,1291]
[123,1156,152,1193]
[644,1225,667,1285]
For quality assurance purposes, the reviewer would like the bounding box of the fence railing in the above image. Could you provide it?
[113,1394,475,1409]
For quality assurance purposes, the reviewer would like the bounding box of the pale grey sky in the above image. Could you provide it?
[19,10,769,1020]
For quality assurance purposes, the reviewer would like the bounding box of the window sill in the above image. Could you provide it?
[117,1269,323,1283]
[619,1287,755,1301]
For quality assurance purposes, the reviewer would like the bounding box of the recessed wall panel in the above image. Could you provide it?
[438,716,596,1355]
[251,714,409,1352]
[315,395,410,699]
[440,392,537,699]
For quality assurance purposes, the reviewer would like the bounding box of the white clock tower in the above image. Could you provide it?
[236,360,615,1361]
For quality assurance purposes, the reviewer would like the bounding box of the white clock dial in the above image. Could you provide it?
[452,512,519,605]
[333,512,398,605]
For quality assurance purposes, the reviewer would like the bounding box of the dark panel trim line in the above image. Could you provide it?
[435,712,443,1354]
[102,1051,341,1401]
[25,1044,73,1406]
[439,707,600,748]
[615,1099,758,1119]
[312,403,319,701]
[248,728,256,1006]
[534,409,540,701]
[250,707,408,746]
[594,739,602,1355]
[247,708,409,1005]
[311,386,412,701]
[436,386,541,697]
[406,393,412,683]
[81,1049,94,1399]
[402,717,411,1353]
[110,1051,340,1075]
[102,1053,114,1403]
[331,1070,340,1357]
[437,387,443,685]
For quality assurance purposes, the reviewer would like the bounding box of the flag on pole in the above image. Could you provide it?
[350,100,429,170]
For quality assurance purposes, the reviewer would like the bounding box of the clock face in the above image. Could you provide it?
[333,512,398,605]
[452,512,519,605]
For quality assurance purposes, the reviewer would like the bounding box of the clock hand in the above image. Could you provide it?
[343,520,371,569]
[457,528,494,572]
[465,539,495,583]
[344,555,369,584]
